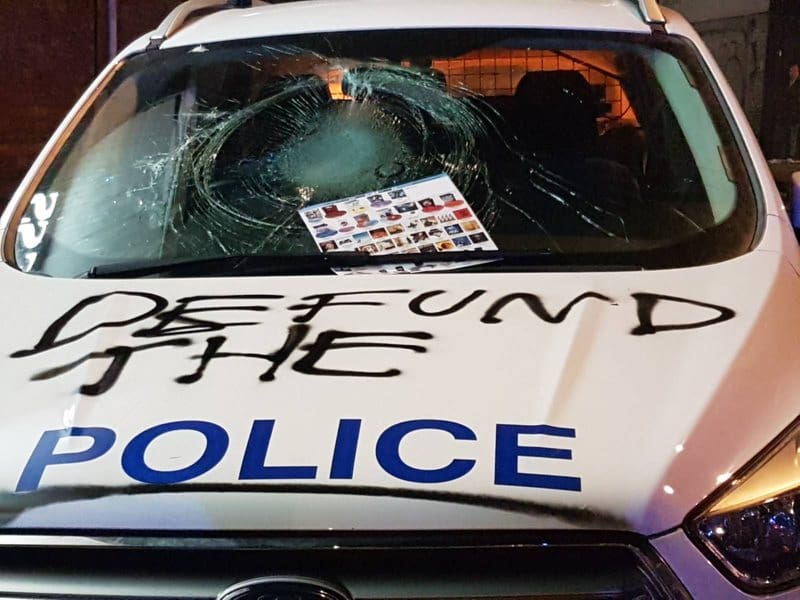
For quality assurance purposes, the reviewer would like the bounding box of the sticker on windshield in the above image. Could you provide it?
[297,174,498,274]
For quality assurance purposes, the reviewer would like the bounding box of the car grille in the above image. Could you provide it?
[0,532,689,599]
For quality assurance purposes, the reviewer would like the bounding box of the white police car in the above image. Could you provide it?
[1,0,799,598]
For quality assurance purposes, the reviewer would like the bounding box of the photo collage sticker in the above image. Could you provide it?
[298,174,498,274]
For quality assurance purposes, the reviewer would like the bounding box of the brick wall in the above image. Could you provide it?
[0,1,181,207]
[694,13,770,134]
[661,0,770,134]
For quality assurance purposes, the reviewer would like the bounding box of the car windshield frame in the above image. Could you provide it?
[5,28,760,278]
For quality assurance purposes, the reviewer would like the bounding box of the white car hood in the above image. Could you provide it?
[1,248,798,536]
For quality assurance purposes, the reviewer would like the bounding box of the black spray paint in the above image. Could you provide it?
[12,287,736,396]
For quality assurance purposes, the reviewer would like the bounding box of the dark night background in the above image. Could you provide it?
[0,1,182,204]
[1,1,800,208]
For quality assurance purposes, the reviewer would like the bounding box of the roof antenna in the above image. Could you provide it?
[228,0,252,7]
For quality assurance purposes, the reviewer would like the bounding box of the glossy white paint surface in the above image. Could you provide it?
[162,0,651,49]
[2,1,800,595]
[0,247,797,535]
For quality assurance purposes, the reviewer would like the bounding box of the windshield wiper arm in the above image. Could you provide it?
[83,250,507,279]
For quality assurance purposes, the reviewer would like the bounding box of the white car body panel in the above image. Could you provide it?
[0,247,797,537]
[162,0,651,50]
[3,1,800,597]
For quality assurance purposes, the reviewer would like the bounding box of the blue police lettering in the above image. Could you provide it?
[376,419,477,483]
[17,419,581,493]
[17,427,116,492]
[495,424,581,491]
[122,420,229,484]
[330,419,361,479]
[239,420,317,480]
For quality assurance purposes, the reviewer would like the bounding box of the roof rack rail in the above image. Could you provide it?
[147,0,256,50]
[636,0,666,26]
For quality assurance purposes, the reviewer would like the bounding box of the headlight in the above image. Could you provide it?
[688,421,800,591]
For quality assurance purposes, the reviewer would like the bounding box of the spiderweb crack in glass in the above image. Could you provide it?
[130,46,630,258]
[21,30,758,279]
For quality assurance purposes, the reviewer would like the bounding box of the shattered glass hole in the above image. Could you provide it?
[15,31,755,277]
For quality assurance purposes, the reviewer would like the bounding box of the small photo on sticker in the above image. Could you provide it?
[320,240,339,252]
[377,239,396,251]
[387,224,405,235]
[354,213,378,228]
[469,232,489,243]
[322,204,346,218]
[452,236,472,248]
[395,202,417,213]
[388,189,407,199]
[428,227,445,238]
[370,227,389,240]
[313,223,337,238]
[461,220,480,232]
[368,194,391,208]
[356,244,378,254]
[453,208,473,220]
[422,216,439,227]
[304,209,323,221]
[419,198,443,212]
[444,224,464,235]
[338,237,354,246]
[436,240,456,251]
[438,213,456,223]
[411,231,429,243]
[379,209,402,222]
[346,199,369,214]
[353,232,371,244]
[418,243,436,253]
[394,236,410,248]
[407,219,421,230]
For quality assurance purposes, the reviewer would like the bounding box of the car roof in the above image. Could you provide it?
[160,0,654,50]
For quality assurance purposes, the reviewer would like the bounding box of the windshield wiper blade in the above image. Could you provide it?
[85,253,352,279]
[83,250,507,279]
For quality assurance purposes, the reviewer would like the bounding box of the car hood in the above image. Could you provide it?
[0,249,798,536]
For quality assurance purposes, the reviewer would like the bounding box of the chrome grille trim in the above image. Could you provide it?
[0,532,689,599]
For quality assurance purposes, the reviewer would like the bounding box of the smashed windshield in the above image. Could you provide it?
[13,29,756,277]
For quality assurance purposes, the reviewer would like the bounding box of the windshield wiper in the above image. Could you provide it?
[83,250,645,279]
[83,250,507,279]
